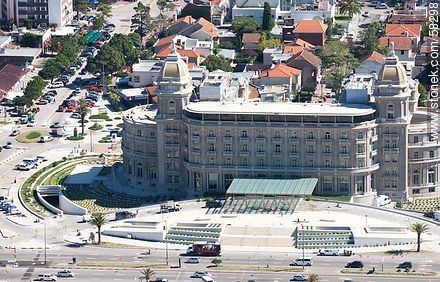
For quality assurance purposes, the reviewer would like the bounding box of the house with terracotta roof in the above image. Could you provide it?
[379,37,414,62]
[389,14,427,25]
[285,49,321,89]
[178,17,219,42]
[153,35,187,53]
[255,63,302,94]
[0,64,28,100]
[242,33,261,55]
[156,45,205,66]
[232,0,282,25]
[385,23,421,43]
[168,16,196,35]
[154,35,213,58]
[292,20,327,47]
[355,51,386,75]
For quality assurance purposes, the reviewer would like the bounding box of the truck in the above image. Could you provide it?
[186,242,221,256]
[115,210,136,220]
[160,201,181,213]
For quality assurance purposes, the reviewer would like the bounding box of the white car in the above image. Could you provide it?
[362,11,370,17]
[56,269,74,277]
[35,156,48,163]
[71,113,81,119]
[15,163,32,171]
[34,273,57,281]
[50,81,64,88]
[3,141,13,149]
[290,275,306,281]
[10,128,21,136]
[318,249,339,256]
[191,271,209,278]
[27,120,37,127]
[185,257,200,264]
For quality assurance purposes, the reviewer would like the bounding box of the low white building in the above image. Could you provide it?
[290,0,335,22]
[199,70,239,101]
[343,74,375,104]
[48,0,74,28]
[129,60,164,88]
[232,0,282,25]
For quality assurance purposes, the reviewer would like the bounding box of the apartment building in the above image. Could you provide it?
[121,47,440,200]
[2,0,72,28]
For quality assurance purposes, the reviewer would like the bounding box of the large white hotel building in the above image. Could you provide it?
[122,49,440,200]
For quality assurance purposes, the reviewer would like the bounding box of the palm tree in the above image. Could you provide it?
[138,267,155,281]
[410,223,429,252]
[308,273,320,282]
[77,99,89,136]
[338,0,362,18]
[90,213,107,244]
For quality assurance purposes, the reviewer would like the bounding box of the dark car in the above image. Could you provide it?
[346,261,364,268]
[115,211,136,220]
[397,262,412,269]
[205,200,222,208]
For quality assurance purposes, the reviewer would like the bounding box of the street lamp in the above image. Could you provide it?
[165,220,169,265]
[365,215,368,228]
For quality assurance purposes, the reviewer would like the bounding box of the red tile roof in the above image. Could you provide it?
[362,51,386,64]
[420,36,439,53]
[0,64,28,96]
[286,49,321,68]
[293,20,327,33]
[293,38,315,50]
[242,33,261,43]
[175,15,195,25]
[379,37,413,51]
[196,17,218,37]
[385,24,421,37]
[155,45,203,59]
[283,45,305,55]
[260,64,302,78]
[248,85,260,99]
[154,35,176,48]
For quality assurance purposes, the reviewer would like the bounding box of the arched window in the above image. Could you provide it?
[387,105,394,118]
[428,168,436,183]
[193,129,199,136]
[208,130,215,137]
[324,132,331,139]
[241,130,248,138]
[275,131,281,138]
[258,130,264,138]
[225,130,231,137]
[308,132,314,139]
[168,100,176,115]
[340,132,348,139]
[137,162,143,178]
[413,151,419,159]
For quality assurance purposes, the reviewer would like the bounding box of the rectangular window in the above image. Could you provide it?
[357,144,364,154]
[208,173,218,190]
[275,159,282,167]
[241,158,248,166]
[174,175,179,184]
[134,76,140,83]
[338,176,349,193]
[167,175,173,184]
[258,158,265,166]
[323,176,333,192]
[193,172,202,189]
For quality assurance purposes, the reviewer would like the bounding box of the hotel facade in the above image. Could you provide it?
[122,49,440,200]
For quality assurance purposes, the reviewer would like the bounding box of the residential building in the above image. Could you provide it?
[129,60,164,88]
[415,37,439,67]
[199,70,239,101]
[343,74,375,104]
[178,17,219,42]
[255,63,302,94]
[355,51,386,75]
[292,19,327,47]
[285,48,321,89]
[122,48,440,199]
[242,33,261,55]
[232,0,281,25]
[0,63,28,100]
[379,37,415,70]
[290,0,335,23]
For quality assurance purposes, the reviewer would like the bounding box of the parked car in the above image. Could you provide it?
[290,274,306,281]
[27,120,37,127]
[362,11,370,17]
[205,200,222,208]
[3,141,13,149]
[36,99,49,105]
[45,90,57,96]
[376,3,389,9]
[397,262,412,269]
[290,258,313,266]
[39,136,54,143]
[346,261,364,268]
[71,112,82,119]
[50,122,63,129]
[318,249,339,256]
[35,155,48,163]
[15,163,32,171]
[56,270,74,277]
[34,273,57,281]
[191,271,209,278]
[185,257,200,264]
[50,81,64,88]
[10,128,21,136]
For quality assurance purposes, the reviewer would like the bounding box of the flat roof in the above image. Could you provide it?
[185,101,375,116]
[0,47,41,58]
[226,178,317,196]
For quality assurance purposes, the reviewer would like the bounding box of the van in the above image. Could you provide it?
[39,136,54,143]
[201,276,214,282]
[290,258,313,266]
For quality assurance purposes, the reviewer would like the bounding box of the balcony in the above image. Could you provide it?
[289,138,299,144]
[339,139,350,144]
[192,149,200,155]
[256,151,266,157]
[272,137,282,143]
[371,135,378,142]
[256,137,266,142]
[383,133,400,139]
[223,136,233,142]
[240,137,249,142]
[339,153,349,158]
[207,150,216,156]
[165,143,179,149]
[322,138,332,144]
[306,138,315,144]
[164,129,179,134]
[289,152,299,157]
[223,151,233,157]
[306,152,315,158]
[207,136,217,142]
[322,152,332,157]
[191,135,200,143]
[371,150,377,157]
[239,151,250,157]
[273,152,283,157]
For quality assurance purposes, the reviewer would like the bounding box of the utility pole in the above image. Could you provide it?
[165,220,169,265]
[44,220,47,265]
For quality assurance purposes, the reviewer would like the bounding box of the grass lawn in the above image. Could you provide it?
[16,130,48,143]
[89,113,111,121]
[67,135,85,141]
[335,14,351,27]
[116,123,124,128]
[26,131,42,139]
[89,123,103,131]
[310,195,352,202]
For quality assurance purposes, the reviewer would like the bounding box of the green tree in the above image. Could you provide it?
[262,2,274,31]
[131,2,151,36]
[13,96,33,107]
[357,21,387,57]
[418,83,428,106]
[258,33,281,51]
[93,15,105,30]
[338,0,362,18]
[308,273,320,282]
[20,33,41,48]
[231,17,259,48]
[73,0,89,19]
[77,99,90,136]
[138,267,155,281]
[324,18,343,38]
[97,3,112,18]
[211,258,222,267]
[156,0,176,31]
[108,87,121,110]
[39,63,61,82]
[90,45,125,74]
[90,213,107,244]
[201,55,232,72]
[410,223,429,252]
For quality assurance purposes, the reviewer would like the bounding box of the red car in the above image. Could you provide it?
[95,42,103,49]
[88,85,103,92]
